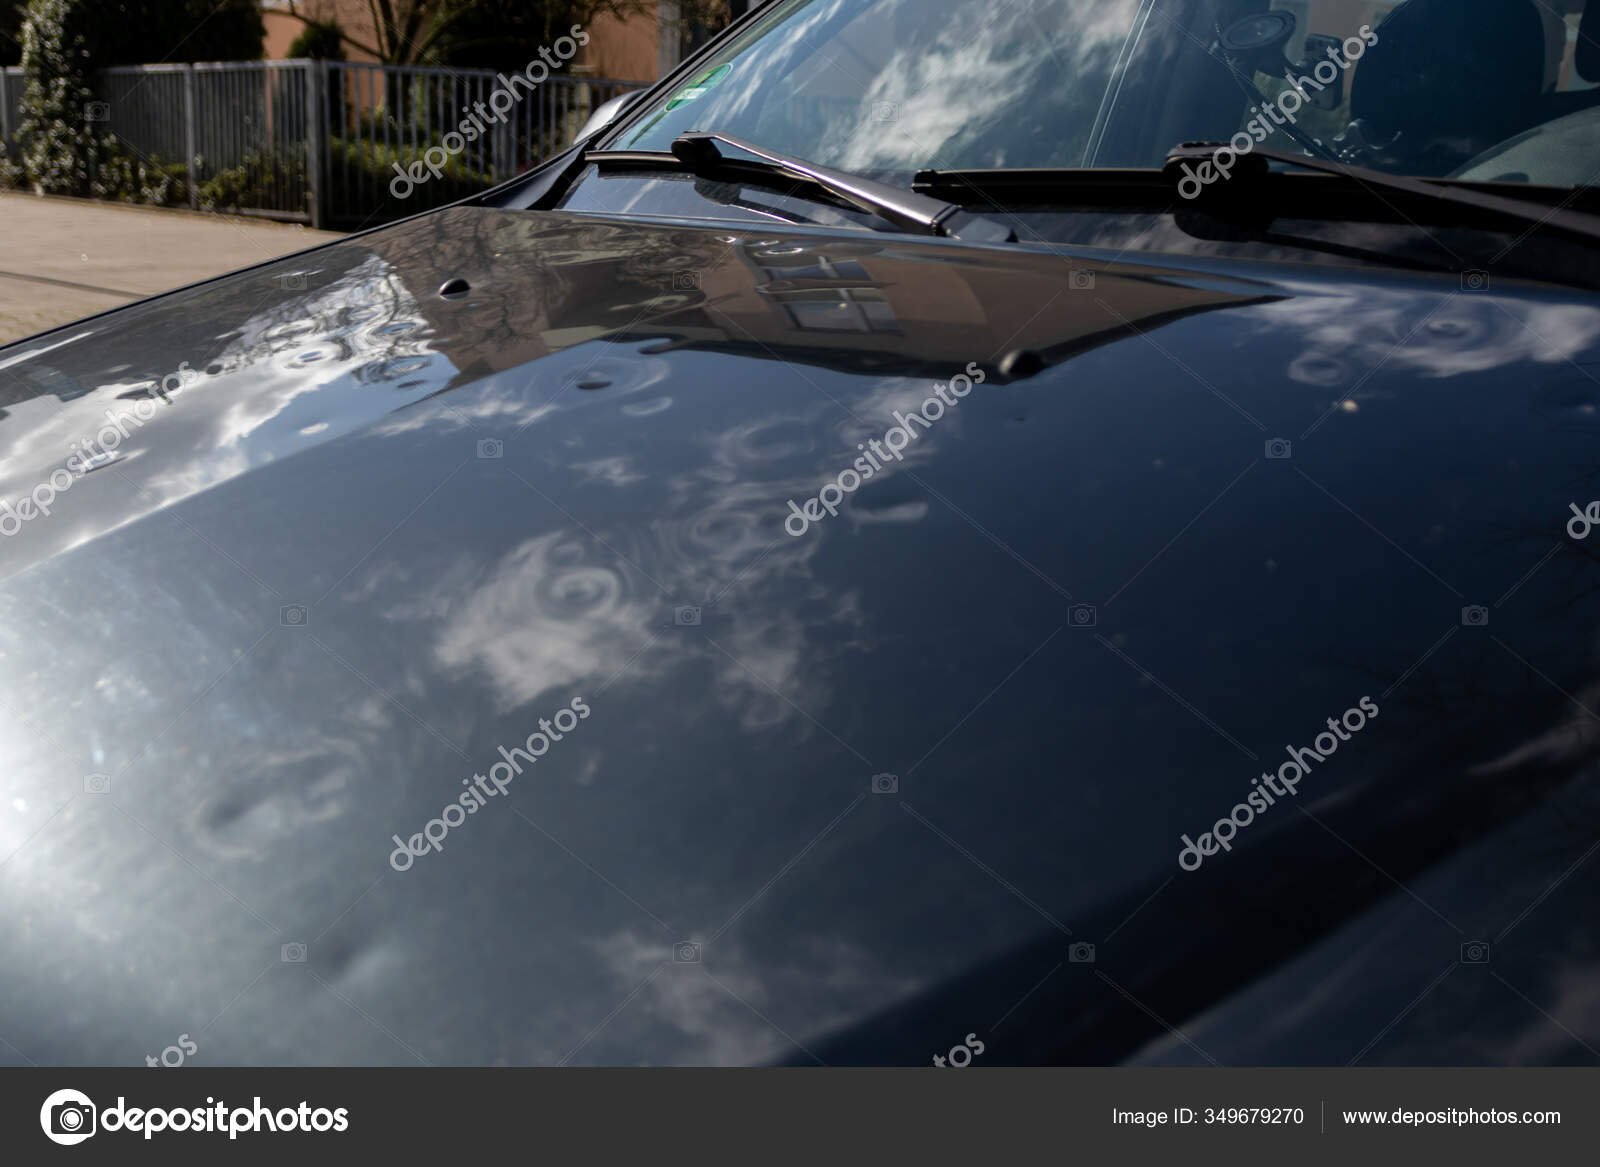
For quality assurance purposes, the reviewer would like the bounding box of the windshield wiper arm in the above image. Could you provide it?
[591,131,1015,243]
[673,132,1016,242]
[1166,142,1600,247]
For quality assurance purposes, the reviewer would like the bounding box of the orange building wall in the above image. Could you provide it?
[261,0,662,81]
[585,8,663,81]
[262,2,382,64]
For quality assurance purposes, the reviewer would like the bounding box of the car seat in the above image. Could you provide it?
[1350,0,1552,172]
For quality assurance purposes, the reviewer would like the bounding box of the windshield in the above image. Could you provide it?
[607,0,1600,186]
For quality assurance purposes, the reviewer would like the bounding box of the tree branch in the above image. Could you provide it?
[282,1,385,60]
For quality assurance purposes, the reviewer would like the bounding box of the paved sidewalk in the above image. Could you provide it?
[0,193,344,346]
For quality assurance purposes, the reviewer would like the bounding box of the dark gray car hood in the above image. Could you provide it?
[3,207,1600,1066]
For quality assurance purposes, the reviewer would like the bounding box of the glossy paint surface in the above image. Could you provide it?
[2,207,1599,1065]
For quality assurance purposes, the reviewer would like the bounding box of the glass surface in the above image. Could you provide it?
[607,0,1600,183]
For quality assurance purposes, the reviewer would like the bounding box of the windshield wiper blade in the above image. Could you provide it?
[672,132,1016,242]
[1165,142,1600,246]
[589,132,1015,243]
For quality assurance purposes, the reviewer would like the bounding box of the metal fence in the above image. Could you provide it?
[320,62,643,227]
[0,60,647,229]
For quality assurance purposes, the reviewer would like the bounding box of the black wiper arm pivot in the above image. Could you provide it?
[669,132,1015,243]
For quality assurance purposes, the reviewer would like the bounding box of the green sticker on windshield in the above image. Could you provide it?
[665,63,732,110]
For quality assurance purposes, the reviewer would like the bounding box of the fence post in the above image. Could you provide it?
[0,69,11,146]
[305,60,325,230]
[183,65,197,210]
[489,91,499,183]
[494,104,513,182]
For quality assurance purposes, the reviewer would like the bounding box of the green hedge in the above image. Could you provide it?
[0,140,25,189]
[194,138,494,220]
[197,148,302,213]
[91,137,188,206]
[0,122,498,221]
[327,135,495,207]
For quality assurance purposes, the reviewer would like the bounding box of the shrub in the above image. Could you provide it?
[198,149,303,213]
[326,135,494,209]
[287,19,345,61]
[0,138,25,188]
[15,0,265,198]
[90,135,185,205]
[16,0,97,195]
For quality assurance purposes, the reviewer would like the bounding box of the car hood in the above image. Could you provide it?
[3,207,1600,1066]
